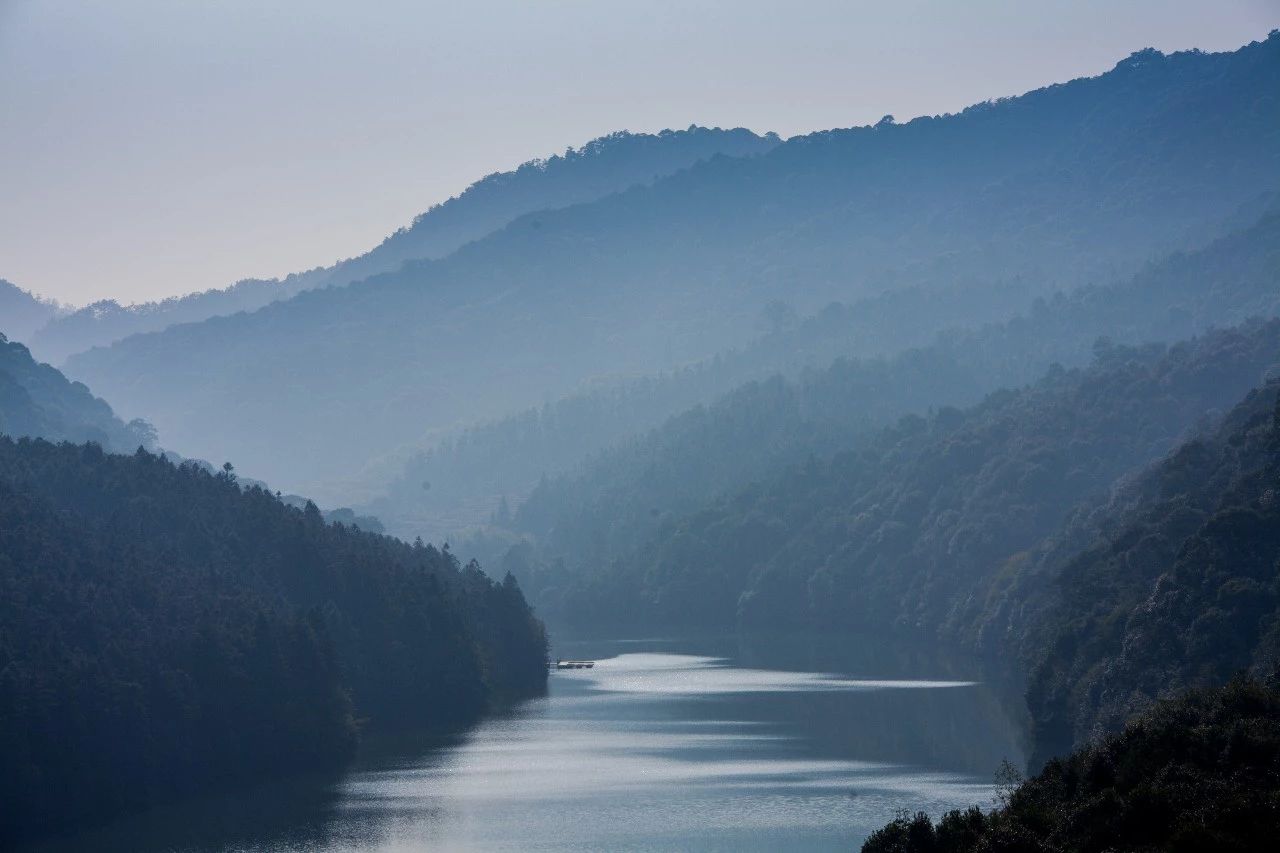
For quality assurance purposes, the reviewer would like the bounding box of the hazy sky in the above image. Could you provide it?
[1,1,1275,305]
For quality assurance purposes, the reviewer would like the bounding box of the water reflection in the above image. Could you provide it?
[25,635,1025,853]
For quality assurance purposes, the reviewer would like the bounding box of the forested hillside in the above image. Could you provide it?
[30,127,775,364]
[490,207,1280,589]
[366,276,1040,539]
[0,280,60,344]
[66,35,1280,500]
[1026,381,1280,763]
[1,333,150,452]
[0,438,547,845]
[863,676,1280,853]
[509,321,1280,640]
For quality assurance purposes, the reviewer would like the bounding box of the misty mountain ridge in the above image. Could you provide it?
[0,330,391,534]
[62,34,1280,504]
[0,280,62,345]
[27,126,778,364]
[505,319,1280,634]
[376,200,1279,546]
[363,273,1042,540]
[0,332,147,453]
[442,202,1280,574]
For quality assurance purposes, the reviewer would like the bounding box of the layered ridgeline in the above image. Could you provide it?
[365,275,1039,539]
[0,280,61,346]
[66,35,1280,499]
[1026,381,1280,763]
[372,205,1278,543]
[29,127,776,365]
[2,331,384,524]
[0,439,547,845]
[1,332,152,452]
[486,206,1280,605]
[863,676,1280,853]
[510,320,1280,635]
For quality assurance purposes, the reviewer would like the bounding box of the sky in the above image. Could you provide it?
[1,1,1275,306]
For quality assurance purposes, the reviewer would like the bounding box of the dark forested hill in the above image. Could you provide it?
[863,676,1280,853]
[30,127,776,364]
[491,207,1280,594]
[0,280,60,345]
[1025,381,1280,764]
[0,438,547,845]
[65,35,1280,501]
[0,333,149,452]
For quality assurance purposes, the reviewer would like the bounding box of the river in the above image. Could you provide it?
[26,634,1025,852]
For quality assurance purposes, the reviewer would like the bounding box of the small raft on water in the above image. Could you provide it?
[553,659,595,670]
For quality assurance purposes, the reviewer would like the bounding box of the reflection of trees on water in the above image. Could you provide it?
[19,769,345,853]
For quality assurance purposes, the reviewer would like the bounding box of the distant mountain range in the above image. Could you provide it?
[60,34,1280,502]
[0,279,61,345]
[490,204,1280,586]
[372,203,1280,543]
[0,332,144,452]
[27,127,777,365]
[0,331,389,530]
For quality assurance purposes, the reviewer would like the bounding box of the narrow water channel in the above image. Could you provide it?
[27,634,1025,852]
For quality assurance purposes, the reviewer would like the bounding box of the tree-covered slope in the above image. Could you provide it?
[521,321,1280,637]
[366,275,1040,541]
[863,676,1280,853]
[31,127,776,364]
[66,35,1280,499]
[1026,381,1280,764]
[494,207,1280,601]
[0,333,148,452]
[0,439,547,845]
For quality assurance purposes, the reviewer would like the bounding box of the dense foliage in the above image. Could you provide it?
[535,323,1279,636]
[1,333,150,452]
[495,208,1280,626]
[1026,382,1280,762]
[378,198,1269,545]
[31,127,775,364]
[369,275,1039,541]
[0,439,547,844]
[66,36,1280,497]
[862,676,1280,853]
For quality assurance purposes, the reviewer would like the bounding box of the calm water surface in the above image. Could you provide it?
[31,635,1025,852]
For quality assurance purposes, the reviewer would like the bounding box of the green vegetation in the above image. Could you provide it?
[863,676,1280,852]
[369,275,1041,540]
[0,438,546,845]
[479,203,1279,601]
[1,333,151,452]
[1027,382,1280,763]
[505,320,1280,639]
